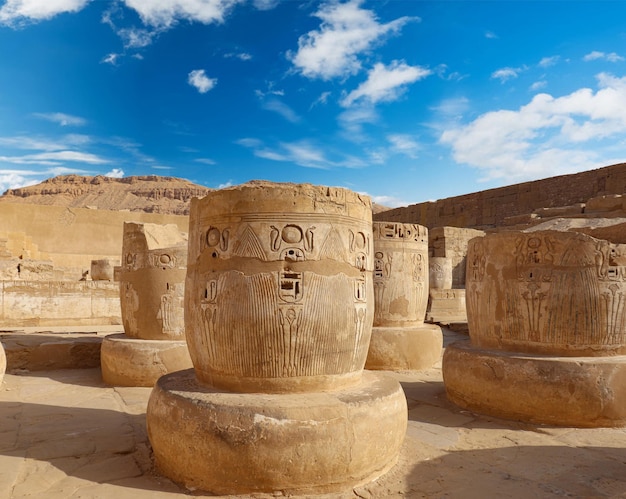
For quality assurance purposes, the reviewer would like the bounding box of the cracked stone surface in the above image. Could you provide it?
[0,328,625,498]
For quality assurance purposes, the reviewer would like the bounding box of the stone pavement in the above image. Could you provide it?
[0,328,625,498]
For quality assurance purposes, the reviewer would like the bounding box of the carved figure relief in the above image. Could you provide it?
[468,231,626,355]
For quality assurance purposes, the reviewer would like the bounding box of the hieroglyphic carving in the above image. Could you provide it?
[185,182,374,391]
[372,222,428,327]
[467,231,626,355]
[119,222,188,340]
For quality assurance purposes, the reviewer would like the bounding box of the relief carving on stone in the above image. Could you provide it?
[185,182,374,392]
[467,230,626,355]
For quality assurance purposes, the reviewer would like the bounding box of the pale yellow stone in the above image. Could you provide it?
[185,182,374,393]
[100,333,192,387]
[119,223,187,341]
[147,369,407,495]
[443,340,626,427]
[466,230,626,356]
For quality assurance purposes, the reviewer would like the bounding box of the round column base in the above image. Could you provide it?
[443,340,626,427]
[101,333,192,387]
[146,369,407,495]
[365,324,443,371]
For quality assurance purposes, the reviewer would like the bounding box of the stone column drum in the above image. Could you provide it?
[146,182,407,495]
[443,230,626,427]
[365,222,442,370]
[100,223,192,386]
[429,256,453,290]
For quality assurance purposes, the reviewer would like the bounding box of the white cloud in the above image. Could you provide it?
[261,99,300,123]
[0,134,90,151]
[195,158,216,165]
[225,52,252,61]
[583,51,625,62]
[122,0,244,29]
[252,0,280,10]
[387,134,420,158]
[117,27,155,48]
[105,168,124,178]
[237,138,335,169]
[0,0,90,25]
[539,56,560,67]
[288,0,416,80]
[101,53,120,65]
[491,67,523,83]
[310,91,331,109]
[440,72,626,183]
[367,193,409,208]
[341,61,431,107]
[32,112,87,127]
[338,104,379,138]
[0,150,107,165]
[530,80,547,91]
[187,69,217,93]
[485,31,498,39]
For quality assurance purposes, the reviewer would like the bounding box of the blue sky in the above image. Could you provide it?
[1,1,626,207]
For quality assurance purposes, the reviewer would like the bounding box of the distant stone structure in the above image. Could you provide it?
[100,222,192,387]
[365,222,442,370]
[426,227,484,324]
[147,182,407,495]
[443,230,626,427]
[375,162,626,229]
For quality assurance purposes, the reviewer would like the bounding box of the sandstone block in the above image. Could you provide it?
[147,369,407,495]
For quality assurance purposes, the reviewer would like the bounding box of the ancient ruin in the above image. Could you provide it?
[146,182,407,495]
[443,230,626,426]
[426,227,485,324]
[100,222,192,387]
[365,222,442,370]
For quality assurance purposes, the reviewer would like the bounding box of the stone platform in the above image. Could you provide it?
[148,369,407,495]
[100,333,192,387]
[365,323,442,371]
[1,328,626,498]
[0,326,122,372]
[443,340,626,427]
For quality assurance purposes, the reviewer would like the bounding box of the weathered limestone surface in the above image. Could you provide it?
[148,369,407,495]
[426,288,467,324]
[444,230,626,426]
[101,333,192,387]
[185,182,374,393]
[429,256,452,290]
[444,340,626,427]
[148,182,407,495]
[1,327,122,372]
[466,230,626,356]
[103,223,192,387]
[119,223,187,341]
[0,280,121,327]
[429,227,485,288]
[366,222,442,371]
[3,328,626,498]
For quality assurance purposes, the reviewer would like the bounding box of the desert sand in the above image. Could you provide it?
[1,327,625,498]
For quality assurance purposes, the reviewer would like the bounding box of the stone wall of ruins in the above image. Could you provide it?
[0,280,120,326]
[375,162,626,229]
[0,202,188,279]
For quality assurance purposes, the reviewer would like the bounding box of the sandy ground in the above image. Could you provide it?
[1,328,626,498]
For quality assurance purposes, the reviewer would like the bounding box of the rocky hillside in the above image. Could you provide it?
[0,175,213,215]
[0,175,391,216]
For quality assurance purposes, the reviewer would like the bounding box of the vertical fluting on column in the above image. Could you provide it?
[185,182,374,393]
